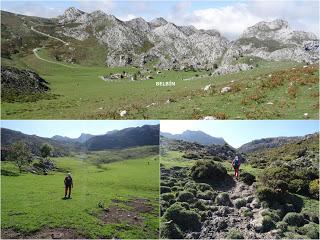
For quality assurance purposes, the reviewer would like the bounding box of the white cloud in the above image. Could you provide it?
[77,0,115,14]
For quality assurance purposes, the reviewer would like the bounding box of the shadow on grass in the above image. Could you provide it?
[62,197,73,200]
[1,169,19,176]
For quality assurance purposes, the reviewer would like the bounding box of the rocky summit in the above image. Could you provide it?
[55,8,319,71]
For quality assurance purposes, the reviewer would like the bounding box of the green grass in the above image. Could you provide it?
[1,48,319,119]
[160,151,196,168]
[1,153,159,239]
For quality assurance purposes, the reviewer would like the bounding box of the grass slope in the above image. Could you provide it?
[1,49,319,119]
[1,152,159,239]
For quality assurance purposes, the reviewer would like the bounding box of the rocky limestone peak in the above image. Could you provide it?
[126,17,151,32]
[89,10,107,19]
[59,7,85,22]
[241,19,290,38]
[150,17,168,28]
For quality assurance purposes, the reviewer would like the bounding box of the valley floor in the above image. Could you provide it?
[1,154,159,239]
[1,50,319,119]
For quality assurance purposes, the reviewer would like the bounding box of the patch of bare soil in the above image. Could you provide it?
[1,228,85,239]
[100,198,155,225]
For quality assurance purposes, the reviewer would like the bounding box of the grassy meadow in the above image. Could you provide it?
[2,47,319,119]
[1,148,160,239]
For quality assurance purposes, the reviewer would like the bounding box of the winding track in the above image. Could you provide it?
[30,26,77,68]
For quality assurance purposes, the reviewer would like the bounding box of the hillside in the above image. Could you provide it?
[1,128,81,157]
[2,8,318,70]
[1,124,160,158]
[238,136,303,153]
[86,124,160,150]
[161,130,225,145]
[160,133,319,239]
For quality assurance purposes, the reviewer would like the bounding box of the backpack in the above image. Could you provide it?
[65,176,72,185]
[233,158,240,167]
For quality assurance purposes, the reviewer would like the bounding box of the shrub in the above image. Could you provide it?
[309,179,319,199]
[283,212,305,227]
[241,207,253,218]
[163,202,201,231]
[256,187,278,203]
[276,221,288,232]
[299,223,319,239]
[161,193,175,202]
[176,191,194,203]
[288,179,309,195]
[215,192,232,206]
[197,183,213,192]
[261,215,276,232]
[161,186,171,194]
[160,222,184,239]
[197,190,216,200]
[240,172,256,185]
[234,198,247,209]
[190,160,227,181]
[227,228,244,239]
[261,209,281,222]
[191,200,207,211]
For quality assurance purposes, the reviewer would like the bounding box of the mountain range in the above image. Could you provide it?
[1,124,160,157]
[161,130,226,145]
[1,7,319,73]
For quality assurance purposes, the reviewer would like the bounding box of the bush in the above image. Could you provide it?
[256,187,279,203]
[176,191,194,203]
[261,209,281,222]
[241,207,253,218]
[160,222,184,239]
[197,183,213,192]
[197,190,216,200]
[234,198,247,209]
[288,179,309,195]
[240,172,256,185]
[190,160,227,181]
[227,228,244,239]
[182,152,200,159]
[309,179,319,199]
[276,221,288,232]
[161,186,171,194]
[163,202,201,231]
[299,223,319,239]
[261,215,276,232]
[161,193,175,202]
[215,192,232,206]
[191,200,207,211]
[283,212,305,227]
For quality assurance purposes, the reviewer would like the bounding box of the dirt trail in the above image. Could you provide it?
[195,180,278,239]
[30,26,77,69]
[31,26,68,45]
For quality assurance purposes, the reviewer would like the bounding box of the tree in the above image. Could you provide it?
[7,141,32,173]
[40,144,52,160]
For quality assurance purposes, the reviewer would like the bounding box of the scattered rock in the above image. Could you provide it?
[220,86,231,93]
[119,110,127,117]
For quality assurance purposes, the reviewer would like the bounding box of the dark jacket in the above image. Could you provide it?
[64,176,73,187]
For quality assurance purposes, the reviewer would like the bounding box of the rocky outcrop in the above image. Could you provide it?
[222,19,319,65]
[1,66,50,94]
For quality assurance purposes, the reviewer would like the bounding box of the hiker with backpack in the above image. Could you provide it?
[232,156,241,179]
[64,173,73,199]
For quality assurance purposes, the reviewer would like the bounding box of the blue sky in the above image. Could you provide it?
[1,0,319,39]
[1,120,159,138]
[161,120,319,147]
